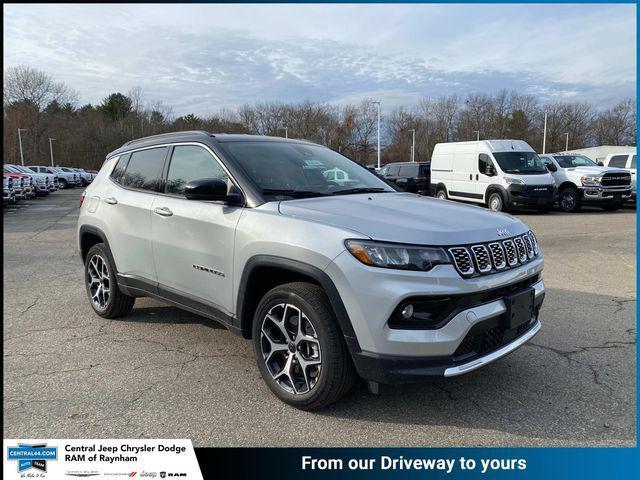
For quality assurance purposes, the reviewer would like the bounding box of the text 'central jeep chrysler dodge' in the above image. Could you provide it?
[77,131,545,410]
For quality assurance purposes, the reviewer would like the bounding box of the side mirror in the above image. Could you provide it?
[184,178,242,204]
[485,165,496,176]
[546,164,558,172]
[597,161,604,166]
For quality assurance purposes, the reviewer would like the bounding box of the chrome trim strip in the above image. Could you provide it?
[444,321,541,377]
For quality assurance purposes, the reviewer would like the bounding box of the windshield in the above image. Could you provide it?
[492,152,548,174]
[219,141,395,199]
[554,155,597,168]
[13,165,35,174]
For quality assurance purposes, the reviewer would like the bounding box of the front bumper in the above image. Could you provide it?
[326,251,545,383]
[351,284,543,384]
[505,184,557,208]
[578,185,631,203]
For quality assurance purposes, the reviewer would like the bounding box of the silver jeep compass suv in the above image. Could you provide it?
[77,131,545,410]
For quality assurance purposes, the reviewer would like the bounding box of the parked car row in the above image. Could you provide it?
[3,164,97,206]
[378,140,634,213]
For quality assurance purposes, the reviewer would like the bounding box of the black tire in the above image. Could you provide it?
[58,178,68,189]
[436,188,448,200]
[487,191,504,212]
[252,282,356,410]
[84,243,135,318]
[602,204,621,212]
[559,187,581,212]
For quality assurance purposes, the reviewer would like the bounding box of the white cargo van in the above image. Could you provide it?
[430,140,557,212]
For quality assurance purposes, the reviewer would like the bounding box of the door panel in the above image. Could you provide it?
[101,183,158,281]
[150,144,242,314]
[151,196,242,314]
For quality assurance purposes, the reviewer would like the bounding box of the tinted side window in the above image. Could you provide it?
[608,155,628,168]
[121,147,168,191]
[479,154,491,173]
[419,164,430,177]
[631,155,636,169]
[109,155,127,183]
[166,145,228,196]
[399,165,418,176]
[387,166,400,176]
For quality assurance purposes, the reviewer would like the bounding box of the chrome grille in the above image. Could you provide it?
[488,242,506,270]
[449,232,540,277]
[523,235,534,259]
[503,240,518,267]
[528,230,539,255]
[513,237,527,262]
[470,245,491,273]
[448,247,474,276]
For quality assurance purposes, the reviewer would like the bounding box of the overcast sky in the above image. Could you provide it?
[4,3,637,116]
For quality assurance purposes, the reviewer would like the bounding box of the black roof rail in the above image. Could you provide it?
[123,130,214,147]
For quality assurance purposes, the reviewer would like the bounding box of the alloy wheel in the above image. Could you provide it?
[260,303,322,395]
[87,254,110,311]
[560,191,576,211]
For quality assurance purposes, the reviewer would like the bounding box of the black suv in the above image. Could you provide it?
[380,162,431,195]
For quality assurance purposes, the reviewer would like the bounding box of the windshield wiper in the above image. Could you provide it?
[331,187,388,195]
[262,189,328,198]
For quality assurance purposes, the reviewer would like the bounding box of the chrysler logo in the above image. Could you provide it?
[496,228,510,237]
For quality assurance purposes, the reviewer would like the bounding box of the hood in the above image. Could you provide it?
[564,166,627,176]
[278,193,527,245]
[503,172,554,185]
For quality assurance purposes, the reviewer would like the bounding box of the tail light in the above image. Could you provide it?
[80,190,86,208]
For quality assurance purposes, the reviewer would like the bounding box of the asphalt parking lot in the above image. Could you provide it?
[3,189,636,446]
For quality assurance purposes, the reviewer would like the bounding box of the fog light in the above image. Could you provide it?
[401,304,414,319]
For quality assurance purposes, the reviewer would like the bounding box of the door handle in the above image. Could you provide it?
[104,197,118,205]
[476,174,479,180]
[469,174,473,180]
[153,206,173,217]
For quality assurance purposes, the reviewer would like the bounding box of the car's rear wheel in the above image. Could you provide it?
[84,243,135,318]
[252,282,356,410]
[436,188,447,200]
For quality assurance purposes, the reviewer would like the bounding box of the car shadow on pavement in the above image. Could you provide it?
[316,288,636,445]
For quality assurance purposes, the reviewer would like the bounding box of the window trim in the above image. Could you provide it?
[162,143,232,198]
[106,141,245,202]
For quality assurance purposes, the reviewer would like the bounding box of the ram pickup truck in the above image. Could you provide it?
[28,165,77,189]
[540,153,631,212]
[5,164,51,196]
[3,174,15,205]
[78,131,546,410]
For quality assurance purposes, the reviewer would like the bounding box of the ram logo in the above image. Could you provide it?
[192,264,225,277]
[496,228,510,237]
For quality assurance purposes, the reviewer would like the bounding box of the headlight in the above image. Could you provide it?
[504,177,525,185]
[345,240,451,271]
[581,175,601,186]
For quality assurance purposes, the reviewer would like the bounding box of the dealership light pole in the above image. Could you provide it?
[372,101,381,169]
[284,126,288,139]
[472,130,480,142]
[542,112,547,154]
[564,132,569,152]
[49,138,56,167]
[17,128,27,166]
[409,128,416,163]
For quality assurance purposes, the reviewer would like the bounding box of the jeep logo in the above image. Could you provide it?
[496,228,510,237]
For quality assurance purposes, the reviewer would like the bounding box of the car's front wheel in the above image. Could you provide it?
[252,282,356,410]
[84,243,135,318]
[559,187,581,212]
[487,191,504,212]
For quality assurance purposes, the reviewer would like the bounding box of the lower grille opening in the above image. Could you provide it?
[453,308,539,362]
